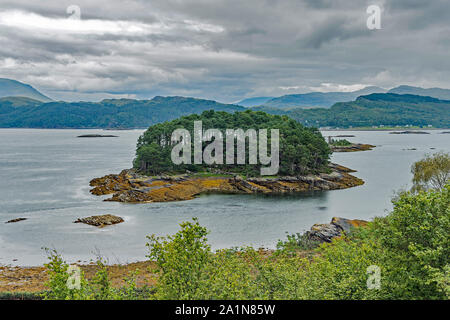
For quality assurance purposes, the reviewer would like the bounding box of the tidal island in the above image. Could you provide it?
[90,110,364,203]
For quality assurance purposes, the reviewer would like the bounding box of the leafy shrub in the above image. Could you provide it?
[147,185,449,300]
[146,218,211,299]
[276,232,321,254]
[43,250,151,300]
[411,152,450,192]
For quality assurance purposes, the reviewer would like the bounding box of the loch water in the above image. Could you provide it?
[0,129,448,266]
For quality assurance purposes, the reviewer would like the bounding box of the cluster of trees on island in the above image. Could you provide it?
[134,110,331,177]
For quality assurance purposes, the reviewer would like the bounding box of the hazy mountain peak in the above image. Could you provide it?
[388,85,450,100]
[261,86,387,109]
[0,78,52,102]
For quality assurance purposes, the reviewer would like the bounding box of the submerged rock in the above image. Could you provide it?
[5,218,27,224]
[74,214,124,227]
[305,217,368,243]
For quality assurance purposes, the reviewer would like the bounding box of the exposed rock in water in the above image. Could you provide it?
[305,217,368,243]
[5,218,27,224]
[89,163,364,203]
[74,214,124,227]
[389,131,430,134]
[77,134,118,138]
[330,143,375,152]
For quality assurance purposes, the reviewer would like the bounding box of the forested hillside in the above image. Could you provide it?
[0,96,244,128]
[0,93,448,128]
[256,93,450,128]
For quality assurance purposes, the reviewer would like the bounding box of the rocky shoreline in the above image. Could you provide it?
[89,163,364,203]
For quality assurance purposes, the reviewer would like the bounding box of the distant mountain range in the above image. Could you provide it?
[0,78,52,102]
[236,86,386,108]
[255,93,450,128]
[236,97,275,107]
[0,78,449,128]
[387,85,450,100]
[237,85,450,108]
[259,86,387,109]
[0,96,244,128]
[0,93,448,129]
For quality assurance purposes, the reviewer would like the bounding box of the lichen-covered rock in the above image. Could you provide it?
[331,217,368,233]
[305,217,368,243]
[307,223,342,243]
[74,214,124,227]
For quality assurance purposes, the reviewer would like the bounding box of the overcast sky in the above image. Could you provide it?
[0,0,449,102]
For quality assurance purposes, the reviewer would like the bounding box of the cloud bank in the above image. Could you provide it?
[0,0,449,102]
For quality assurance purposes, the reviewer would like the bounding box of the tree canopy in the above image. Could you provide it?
[411,152,450,192]
[134,110,331,176]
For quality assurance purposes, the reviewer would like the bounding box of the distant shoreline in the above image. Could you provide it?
[0,127,448,131]
[321,127,448,132]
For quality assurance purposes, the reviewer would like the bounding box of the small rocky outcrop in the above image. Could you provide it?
[77,134,118,138]
[305,217,368,243]
[331,144,375,152]
[390,131,430,134]
[5,218,27,224]
[74,214,124,227]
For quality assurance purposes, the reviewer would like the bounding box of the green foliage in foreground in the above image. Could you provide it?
[147,185,449,300]
[135,110,331,176]
[43,185,449,300]
[42,250,153,300]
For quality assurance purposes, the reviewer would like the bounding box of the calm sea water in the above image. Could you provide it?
[0,129,448,266]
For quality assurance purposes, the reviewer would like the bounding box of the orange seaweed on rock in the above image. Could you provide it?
[89,164,364,203]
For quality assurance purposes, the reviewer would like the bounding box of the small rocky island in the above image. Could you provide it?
[327,137,375,152]
[90,163,364,203]
[90,111,365,203]
[74,214,124,227]
[389,131,430,134]
[5,218,27,224]
[330,143,375,152]
[77,134,118,138]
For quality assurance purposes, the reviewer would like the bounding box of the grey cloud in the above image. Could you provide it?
[0,0,449,102]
